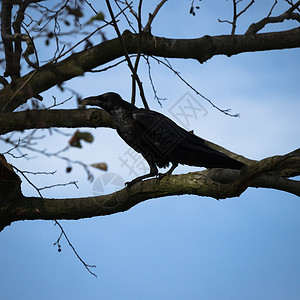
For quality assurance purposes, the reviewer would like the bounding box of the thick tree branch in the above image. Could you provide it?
[0,28,300,112]
[0,108,116,135]
[1,0,15,79]
[202,168,300,195]
[1,148,298,232]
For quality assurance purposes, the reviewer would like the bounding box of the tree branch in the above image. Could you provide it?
[3,149,298,229]
[105,0,149,109]
[144,0,168,33]
[1,127,299,231]
[231,0,255,35]
[0,108,116,135]
[1,0,15,79]
[246,0,300,34]
[0,27,300,112]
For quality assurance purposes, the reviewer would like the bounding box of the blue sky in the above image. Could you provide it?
[1,1,300,299]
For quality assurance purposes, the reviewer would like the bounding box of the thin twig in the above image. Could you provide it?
[10,164,96,277]
[84,0,98,14]
[53,220,97,277]
[12,165,43,197]
[114,0,137,33]
[246,0,300,33]
[144,56,166,105]
[218,0,255,34]
[267,0,278,18]
[131,0,143,105]
[21,170,57,175]
[38,181,79,191]
[2,70,38,112]
[144,0,168,33]
[105,0,149,109]
[148,55,239,117]
[286,0,300,13]
[12,165,78,195]
[88,57,129,73]
[1,136,94,181]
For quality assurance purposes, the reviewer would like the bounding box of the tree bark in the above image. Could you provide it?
[1,148,299,231]
[0,108,115,135]
[0,27,299,112]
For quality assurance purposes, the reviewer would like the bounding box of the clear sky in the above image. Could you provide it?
[1,1,300,299]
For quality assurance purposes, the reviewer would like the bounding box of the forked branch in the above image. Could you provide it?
[246,0,300,34]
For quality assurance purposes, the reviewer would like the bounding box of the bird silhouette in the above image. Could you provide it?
[82,92,245,185]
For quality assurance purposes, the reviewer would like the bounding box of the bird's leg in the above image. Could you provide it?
[125,163,158,186]
[157,162,178,180]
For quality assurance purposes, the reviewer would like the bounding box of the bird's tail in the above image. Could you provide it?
[197,151,245,170]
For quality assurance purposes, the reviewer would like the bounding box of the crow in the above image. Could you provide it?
[81,92,245,185]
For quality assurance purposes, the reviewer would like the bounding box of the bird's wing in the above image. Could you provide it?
[132,108,244,169]
[132,108,216,155]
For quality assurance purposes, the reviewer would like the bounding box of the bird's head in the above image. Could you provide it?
[81,92,124,114]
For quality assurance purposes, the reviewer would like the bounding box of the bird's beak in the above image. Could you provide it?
[80,96,102,108]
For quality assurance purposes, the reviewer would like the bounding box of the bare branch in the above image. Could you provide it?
[38,181,79,191]
[105,0,149,109]
[21,170,57,175]
[1,0,15,79]
[12,164,43,197]
[144,56,166,105]
[1,133,96,181]
[2,69,38,112]
[9,148,300,227]
[53,220,97,277]
[88,57,128,73]
[2,153,96,275]
[286,0,300,13]
[218,0,255,35]
[236,0,255,18]
[149,56,240,117]
[267,0,278,18]
[144,0,168,33]
[131,0,143,105]
[12,0,35,72]
[113,0,137,33]
[246,0,300,34]
[2,33,38,68]
[123,0,139,21]
[1,28,300,112]
[0,108,116,135]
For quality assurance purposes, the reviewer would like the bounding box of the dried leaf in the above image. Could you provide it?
[91,162,108,171]
[88,11,105,23]
[68,130,94,148]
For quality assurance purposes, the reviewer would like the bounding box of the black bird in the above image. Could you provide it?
[82,92,245,185]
